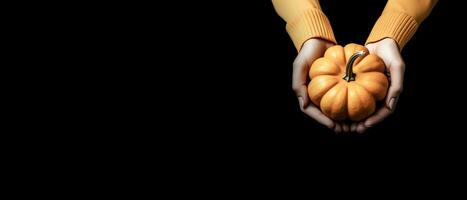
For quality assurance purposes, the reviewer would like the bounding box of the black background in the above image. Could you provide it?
[163,0,465,150]
[10,0,465,190]
[44,0,465,188]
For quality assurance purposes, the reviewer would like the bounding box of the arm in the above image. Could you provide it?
[366,0,438,50]
[355,0,438,133]
[274,0,350,132]
[272,0,336,51]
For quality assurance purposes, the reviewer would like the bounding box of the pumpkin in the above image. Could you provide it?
[307,43,388,121]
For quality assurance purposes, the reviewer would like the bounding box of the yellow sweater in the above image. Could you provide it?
[272,0,438,51]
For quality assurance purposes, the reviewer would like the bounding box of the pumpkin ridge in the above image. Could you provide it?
[309,76,340,106]
[355,72,388,100]
[324,45,346,71]
[319,81,347,120]
[344,84,349,119]
[347,83,363,119]
[357,84,371,106]
[310,58,344,78]
[345,85,349,119]
[354,80,376,104]
[357,83,375,120]
[331,82,348,120]
[308,43,387,121]
[353,55,385,73]
[348,83,375,121]
[318,81,341,108]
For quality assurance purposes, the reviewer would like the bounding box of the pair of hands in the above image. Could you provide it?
[294,38,405,133]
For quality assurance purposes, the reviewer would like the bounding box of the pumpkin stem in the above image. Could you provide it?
[343,51,366,82]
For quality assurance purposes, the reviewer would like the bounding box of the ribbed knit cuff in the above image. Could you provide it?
[286,9,336,51]
[366,11,418,50]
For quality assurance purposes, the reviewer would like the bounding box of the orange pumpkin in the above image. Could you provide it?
[308,43,388,121]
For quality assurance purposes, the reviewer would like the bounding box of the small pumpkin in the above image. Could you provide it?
[308,43,388,121]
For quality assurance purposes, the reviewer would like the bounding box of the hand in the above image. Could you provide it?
[353,38,405,133]
[293,39,350,133]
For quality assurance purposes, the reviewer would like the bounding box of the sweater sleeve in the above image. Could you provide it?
[272,0,336,51]
[366,0,438,50]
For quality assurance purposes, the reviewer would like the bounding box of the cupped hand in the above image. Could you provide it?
[352,38,405,133]
[293,39,350,133]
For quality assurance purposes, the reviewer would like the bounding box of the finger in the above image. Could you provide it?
[295,85,309,108]
[292,56,311,107]
[386,69,403,110]
[364,106,393,128]
[292,57,310,92]
[342,123,349,133]
[385,51,405,110]
[302,105,335,129]
[356,122,367,134]
[334,123,342,134]
[351,123,357,132]
[292,43,326,94]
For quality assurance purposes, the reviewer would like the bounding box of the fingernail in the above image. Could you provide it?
[298,97,304,108]
[388,98,395,110]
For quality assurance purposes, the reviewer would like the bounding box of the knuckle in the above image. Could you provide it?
[292,84,300,92]
[300,107,306,112]
[394,87,403,95]
[293,58,302,69]
[292,83,303,94]
[394,61,405,70]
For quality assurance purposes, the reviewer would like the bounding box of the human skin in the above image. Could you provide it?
[294,38,404,133]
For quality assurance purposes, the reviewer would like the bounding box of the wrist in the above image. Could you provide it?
[366,38,398,52]
[365,11,418,51]
[302,38,334,51]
